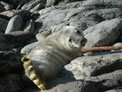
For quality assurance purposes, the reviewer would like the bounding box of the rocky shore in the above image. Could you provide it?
[0,0,122,92]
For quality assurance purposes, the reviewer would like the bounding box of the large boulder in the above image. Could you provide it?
[36,0,122,33]
[5,15,23,34]
[83,18,122,48]
[65,51,122,80]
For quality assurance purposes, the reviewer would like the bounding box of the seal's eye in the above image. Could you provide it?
[75,30,80,34]
[68,38,72,42]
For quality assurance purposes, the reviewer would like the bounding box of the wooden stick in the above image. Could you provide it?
[81,46,122,53]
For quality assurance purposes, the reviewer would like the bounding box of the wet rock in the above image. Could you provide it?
[5,15,23,34]
[6,31,36,47]
[83,18,122,48]
[0,43,12,51]
[0,74,23,92]
[0,85,4,92]
[0,18,8,33]
[0,34,14,50]
[0,51,22,75]
[0,51,23,91]
[0,31,35,51]
[13,9,31,20]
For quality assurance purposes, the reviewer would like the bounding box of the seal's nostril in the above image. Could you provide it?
[81,38,87,46]
[82,38,87,43]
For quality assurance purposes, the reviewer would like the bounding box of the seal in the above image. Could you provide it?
[21,26,87,90]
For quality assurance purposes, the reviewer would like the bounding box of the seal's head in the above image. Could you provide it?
[60,26,87,51]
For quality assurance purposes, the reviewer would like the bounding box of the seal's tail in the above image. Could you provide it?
[21,56,46,90]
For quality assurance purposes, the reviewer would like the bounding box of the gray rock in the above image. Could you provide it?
[117,32,122,42]
[5,15,23,34]
[0,34,14,50]
[44,80,99,92]
[84,8,122,20]
[83,18,122,48]
[46,0,81,7]
[21,0,46,11]
[30,3,45,13]
[82,0,122,8]
[0,31,35,51]
[0,74,23,92]
[58,0,85,7]
[60,0,81,4]
[3,0,31,6]
[0,18,8,33]
[13,10,31,20]
[65,51,122,80]
[106,89,122,92]
[6,31,36,48]
[0,43,13,51]
[112,43,122,51]
[22,78,99,92]
[46,0,57,7]
[0,32,35,51]
[0,51,22,74]
[38,6,99,33]
[0,51,23,92]
[23,19,35,32]
[0,10,31,20]
[113,42,122,46]
[0,10,14,18]
[0,3,5,12]
[38,0,122,34]
[0,1,14,10]
[0,85,5,92]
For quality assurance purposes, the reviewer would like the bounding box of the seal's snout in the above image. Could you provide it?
[81,38,87,46]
